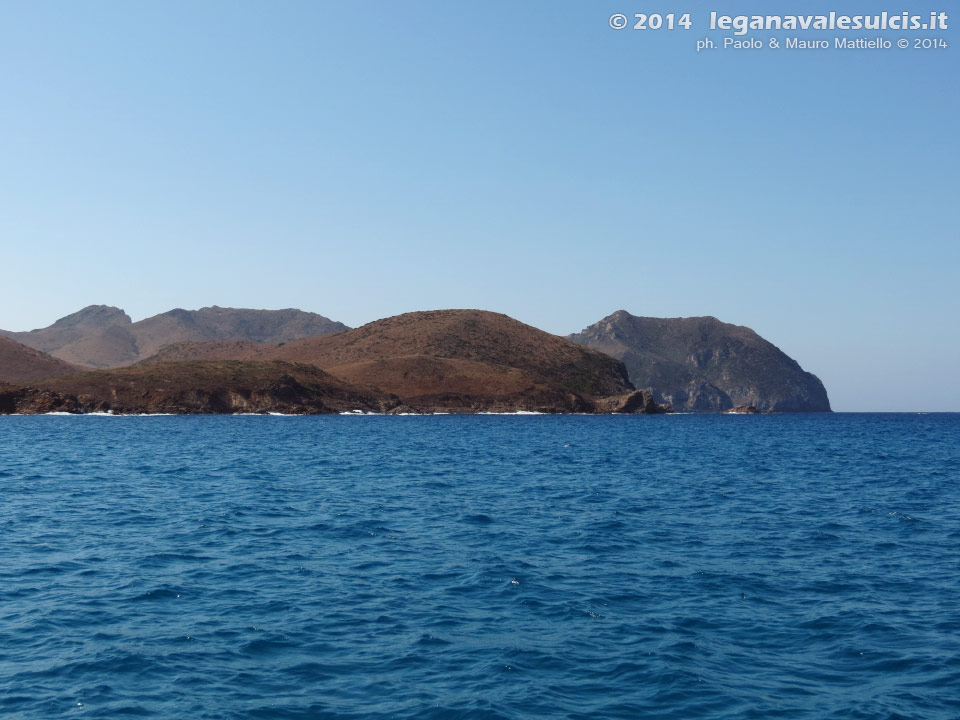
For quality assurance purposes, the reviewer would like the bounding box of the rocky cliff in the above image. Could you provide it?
[568,311,830,412]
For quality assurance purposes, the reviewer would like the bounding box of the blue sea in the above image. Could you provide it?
[1,413,958,719]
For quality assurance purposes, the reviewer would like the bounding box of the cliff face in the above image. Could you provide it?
[142,310,662,414]
[0,361,397,415]
[0,306,349,369]
[568,311,830,413]
[0,336,84,384]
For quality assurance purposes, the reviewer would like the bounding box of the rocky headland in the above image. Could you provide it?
[568,311,831,413]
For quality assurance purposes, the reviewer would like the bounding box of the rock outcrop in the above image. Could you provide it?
[595,390,672,414]
[724,405,762,414]
[568,311,830,413]
[0,384,81,414]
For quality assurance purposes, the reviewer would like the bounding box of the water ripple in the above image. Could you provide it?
[1,413,958,718]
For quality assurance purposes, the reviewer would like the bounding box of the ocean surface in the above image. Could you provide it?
[1,413,958,719]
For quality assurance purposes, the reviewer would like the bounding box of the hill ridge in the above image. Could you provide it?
[1,306,349,368]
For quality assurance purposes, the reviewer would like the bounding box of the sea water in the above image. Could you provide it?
[1,413,958,719]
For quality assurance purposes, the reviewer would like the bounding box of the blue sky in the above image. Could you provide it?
[0,2,956,410]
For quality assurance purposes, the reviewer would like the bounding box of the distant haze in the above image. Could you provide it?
[0,306,347,369]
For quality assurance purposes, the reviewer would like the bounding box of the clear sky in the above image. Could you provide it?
[0,1,956,411]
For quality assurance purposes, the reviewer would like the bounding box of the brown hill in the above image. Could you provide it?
[1,305,349,368]
[146,310,646,413]
[0,361,396,415]
[568,310,830,412]
[0,336,84,384]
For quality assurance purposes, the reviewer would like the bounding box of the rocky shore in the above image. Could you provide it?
[0,362,395,415]
[0,361,671,416]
